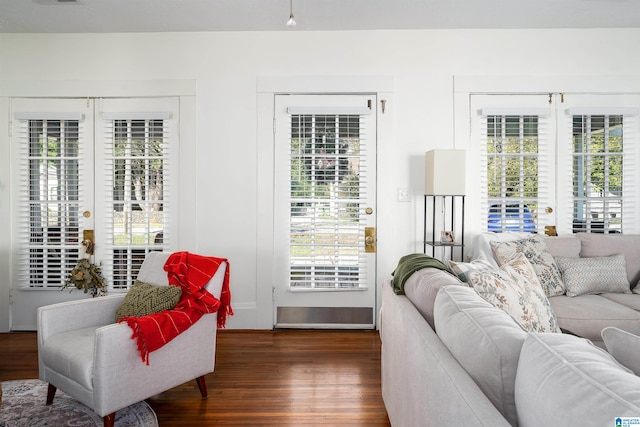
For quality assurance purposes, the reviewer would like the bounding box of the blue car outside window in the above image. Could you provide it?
[488,204,536,232]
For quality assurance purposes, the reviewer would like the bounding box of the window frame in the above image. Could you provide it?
[474,100,553,235]
[472,94,640,236]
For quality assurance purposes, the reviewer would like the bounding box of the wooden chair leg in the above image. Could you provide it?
[46,384,56,405]
[195,375,208,399]
[103,412,115,427]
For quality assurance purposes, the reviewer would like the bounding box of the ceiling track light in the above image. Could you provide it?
[286,0,296,28]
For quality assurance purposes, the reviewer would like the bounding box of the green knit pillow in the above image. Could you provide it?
[115,280,182,322]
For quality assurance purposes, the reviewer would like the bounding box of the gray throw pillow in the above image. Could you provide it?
[115,280,182,322]
[578,233,640,289]
[555,254,630,297]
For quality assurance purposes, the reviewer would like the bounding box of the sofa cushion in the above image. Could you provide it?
[40,326,99,390]
[515,333,640,427]
[403,268,464,329]
[602,327,640,376]
[468,253,560,333]
[578,233,640,289]
[434,285,526,427]
[555,254,630,297]
[543,235,581,258]
[491,234,565,297]
[549,294,640,346]
[600,293,640,311]
[448,258,494,283]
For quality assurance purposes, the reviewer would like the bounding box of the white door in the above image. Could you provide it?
[9,97,179,330]
[10,98,96,328]
[273,94,377,329]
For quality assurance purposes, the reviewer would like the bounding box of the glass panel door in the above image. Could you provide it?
[273,94,377,328]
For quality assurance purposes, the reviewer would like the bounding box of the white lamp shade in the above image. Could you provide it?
[425,149,466,195]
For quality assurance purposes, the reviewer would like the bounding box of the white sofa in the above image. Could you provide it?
[380,233,640,427]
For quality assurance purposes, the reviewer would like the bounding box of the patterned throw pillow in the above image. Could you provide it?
[448,258,495,282]
[491,234,565,297]
[555,254,630,297]
[115,280,183,322]
[468,253,560,333]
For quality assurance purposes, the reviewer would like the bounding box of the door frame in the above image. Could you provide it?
[272,93,378,328]
[0,79,196,332]
[0,98,11,332]
[256,76,394,329]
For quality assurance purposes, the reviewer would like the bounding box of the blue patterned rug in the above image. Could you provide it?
[0,379,158,427]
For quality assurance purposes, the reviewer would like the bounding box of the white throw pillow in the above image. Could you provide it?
[602,327,640,376]
[448,258,494,283]
[470,231,532,268]
[468,253,560,333]
[491,234,565,297]
[555,254,630,297]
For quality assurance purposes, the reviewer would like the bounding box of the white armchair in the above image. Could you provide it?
[37,252,227,427]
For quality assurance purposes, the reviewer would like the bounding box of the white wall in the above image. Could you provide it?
[2,29,640,330]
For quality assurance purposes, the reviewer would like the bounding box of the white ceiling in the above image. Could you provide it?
[1,0,639,33]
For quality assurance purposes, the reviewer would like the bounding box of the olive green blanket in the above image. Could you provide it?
[391,253,451,295]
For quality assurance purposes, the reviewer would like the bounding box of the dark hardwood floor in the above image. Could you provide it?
[0,330,390,426]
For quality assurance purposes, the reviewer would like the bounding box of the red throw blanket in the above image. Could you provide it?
[121,251,232,364]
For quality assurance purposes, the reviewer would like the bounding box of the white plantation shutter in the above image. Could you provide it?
[473,94,640,236]
[13,109,88,289]
[563,108,639,234]
[478,107,552,233]
[11,98,179,297]
[96,100,178,290]
[287,111,369,290]
[621,112,639,234]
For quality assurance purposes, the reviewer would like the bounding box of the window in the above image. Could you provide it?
[98,113,173,289]
[473,94,639,236]
[13,98,178,291]
[13,113,84,288]
[571,114,624,233]
[476,100,552,234]
[288,112,368,290]
[484,114,544,233]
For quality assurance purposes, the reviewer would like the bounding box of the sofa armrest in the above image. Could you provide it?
[380,281,510,427]
[38,294,126,345]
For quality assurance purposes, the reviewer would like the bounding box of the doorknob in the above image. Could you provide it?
[365,227,376,253]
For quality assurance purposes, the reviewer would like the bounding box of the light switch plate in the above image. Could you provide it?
[398,188,411,202]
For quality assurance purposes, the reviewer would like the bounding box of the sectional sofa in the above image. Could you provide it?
[380,233,640,427]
